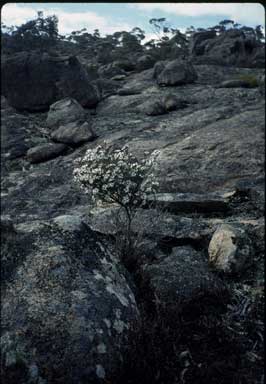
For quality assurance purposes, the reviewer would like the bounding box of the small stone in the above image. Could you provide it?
[51,121,96,146]
[47,97,86,128]
[153,61,166,79]
[96,364,106,379]
[26,143,68,164]
[111,75,127,81]
[208,224,253,274]
[118,88,141,96]
[97,343,107,354]
[143,100,166,116]
[163,94,189,111]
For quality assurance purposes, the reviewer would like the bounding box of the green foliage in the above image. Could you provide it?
[145,17,189,60]
[219,19,235,28]
[65,28,100,53]
[131,27,145,43]
[1,11,59,53]
[1,12,264,61]
[149,17,178,41]
[119,30,143,53]
[237,74,259,87]
[149,17,168,37]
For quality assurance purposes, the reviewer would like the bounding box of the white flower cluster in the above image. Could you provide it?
[73,143,159,209]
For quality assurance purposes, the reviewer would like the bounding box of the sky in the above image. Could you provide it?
[1,2,265,41]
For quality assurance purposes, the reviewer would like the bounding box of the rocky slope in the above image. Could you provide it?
[1,52,265,384]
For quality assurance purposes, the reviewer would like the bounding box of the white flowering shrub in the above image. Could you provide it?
[73,143,159,263]
[73,143,159,211]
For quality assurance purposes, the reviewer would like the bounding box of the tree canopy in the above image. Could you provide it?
[1,11,59,53]
[1,12,264,60]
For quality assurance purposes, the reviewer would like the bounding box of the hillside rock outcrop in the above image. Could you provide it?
[1,54,264,384]
[1,52,99,111]
[189,30,217,56]
[190,29,265,68]
[1,217,140,383]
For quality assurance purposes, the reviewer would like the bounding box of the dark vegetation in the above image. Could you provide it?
[1,12,264,62]
[109,225,264,384]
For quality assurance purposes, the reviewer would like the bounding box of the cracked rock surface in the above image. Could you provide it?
[1,58,264,383]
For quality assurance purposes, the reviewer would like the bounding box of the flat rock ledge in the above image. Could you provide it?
[143,191,236,213]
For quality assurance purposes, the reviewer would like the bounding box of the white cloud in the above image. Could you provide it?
[142,27,187,44]
[132,3,265,26]
[1,3,132,35]
[56,10,131,35]
[142,32,162,43]
[1,3,37,27]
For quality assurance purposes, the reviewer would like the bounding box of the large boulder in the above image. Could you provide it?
[250,45,265,68]
[151,103,265,193]
[51,121,96,146]
[189,30,217,56]
[92,78,121,100]
[1,216,25,284]
[157,59,198,86]
[85,63,100,81]
[113,59,135,71]
[136,55,156,71]
[153,61,166,79]
[191,29,265,68]
[1,217,140,383]
[1,52,99,111]
[205,32,247,66]
[1,111,31,162]
[57,56,100,108]
[140,246,228,321]
[47,98,86,128]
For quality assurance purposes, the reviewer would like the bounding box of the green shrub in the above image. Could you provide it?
[237,74,259,87]
[73,143,159,265]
